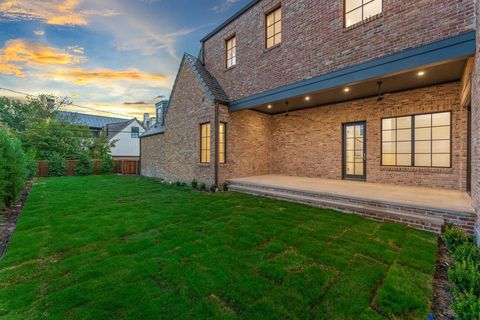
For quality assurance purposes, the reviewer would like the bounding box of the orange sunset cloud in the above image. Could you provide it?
[0,39,81,76]
[48,68,168,85]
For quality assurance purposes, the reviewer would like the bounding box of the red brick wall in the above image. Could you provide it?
[220,83,468,191]
[141,62,216,185]
[203,0,475,101]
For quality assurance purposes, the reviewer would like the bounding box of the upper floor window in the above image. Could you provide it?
[156,104,164,125]
[200,123,211,163]
[131,126,140,138]
[226,36,236,68]
[381,112,451,168]
[345,0,382,28]
[266,7,281,49]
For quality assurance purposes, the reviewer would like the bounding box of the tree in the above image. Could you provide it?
[0,95,114,160]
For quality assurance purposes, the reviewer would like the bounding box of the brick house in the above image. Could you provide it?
[141,0,480,235]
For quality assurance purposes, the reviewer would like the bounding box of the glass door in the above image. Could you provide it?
[343,121,366,180]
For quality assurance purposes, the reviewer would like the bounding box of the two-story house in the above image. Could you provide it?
[141,0,480,237]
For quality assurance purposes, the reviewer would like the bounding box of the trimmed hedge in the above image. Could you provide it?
[442,226,480,319]
[0,127,28,209]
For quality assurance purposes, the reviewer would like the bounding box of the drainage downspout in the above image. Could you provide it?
[214,101,220,188]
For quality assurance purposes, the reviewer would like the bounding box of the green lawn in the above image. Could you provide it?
[0,176,438,319]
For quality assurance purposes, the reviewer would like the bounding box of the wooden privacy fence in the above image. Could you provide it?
[36,160,139,177]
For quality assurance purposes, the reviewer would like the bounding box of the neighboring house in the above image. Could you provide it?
[141,0,480,236]
[106,118,145,160]
[59,111,144,160]
[59,111,127,138]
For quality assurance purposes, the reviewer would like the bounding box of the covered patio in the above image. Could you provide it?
[227,175,476,233]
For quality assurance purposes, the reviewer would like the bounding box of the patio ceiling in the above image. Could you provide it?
[254,58,467,115]
[228,31,475,115]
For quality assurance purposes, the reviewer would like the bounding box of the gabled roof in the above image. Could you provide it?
[59,111,127,129]
[141,53,229,139]
[141,124,165,138]
[184,53,229,104]
[201,0,261,43]
[106,118,144,140]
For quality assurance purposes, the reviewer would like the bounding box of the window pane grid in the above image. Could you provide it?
[200,123,211,163]
[226,37,236,68]
[266,7,281,48]
[345,0,382,28]
[381,112,451,168]
[345,124,364,176]
[218,123,226,164]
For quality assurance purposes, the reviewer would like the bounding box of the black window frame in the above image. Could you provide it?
[344,0,383,28]
[381,111,452,168]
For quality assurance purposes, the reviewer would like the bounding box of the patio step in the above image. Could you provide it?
[228,182,458,234]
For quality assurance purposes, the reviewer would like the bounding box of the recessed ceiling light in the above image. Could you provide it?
[305,96,311,101]
[417,71,425,76]
[267,105,272,109]
[344,88,350,92]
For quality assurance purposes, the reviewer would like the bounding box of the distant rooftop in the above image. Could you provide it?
[59,111,128,129]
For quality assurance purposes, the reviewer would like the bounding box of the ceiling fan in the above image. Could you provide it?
[377,81,384,101]
[281,100,302,117]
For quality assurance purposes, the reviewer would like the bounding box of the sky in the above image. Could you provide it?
[0,0,250,119]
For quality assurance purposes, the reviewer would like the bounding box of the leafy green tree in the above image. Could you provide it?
[0,126,28,208]
[0,95,115,160]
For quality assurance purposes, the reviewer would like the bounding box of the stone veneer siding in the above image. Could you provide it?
[219,82,468,191]
[203,0,475,101]
[141,62,216,185]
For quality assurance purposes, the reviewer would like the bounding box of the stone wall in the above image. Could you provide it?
[203,0,475,101]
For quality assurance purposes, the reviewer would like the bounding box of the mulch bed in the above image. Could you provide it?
[0,181,33,259]
[431,237,455,320]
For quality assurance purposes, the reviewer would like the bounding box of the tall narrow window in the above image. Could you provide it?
[345,0,382,28]
[381,116,412,166]
[131,126,140,138]
[226,36,236,68]
[266,7,281,49]
[200,123,211,163]
[219,122,226,164]
[381,112,451,168]
[414,112,451,167]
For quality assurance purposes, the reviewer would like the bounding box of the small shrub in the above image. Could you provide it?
[74,155,93,176]
[47,152,66,176]
[452,291,480,320]
[222,182,228,191]
[452,243,480,264]
[176,181,182,187]
[200,182,206,191]
[443,225,469,253]
[191,179,198,189]
[24,150,37,180]
[100,155,115,174]
[449,259,480,296]
[210,185,218,193]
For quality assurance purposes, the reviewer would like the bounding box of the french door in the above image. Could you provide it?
[343,121,366,181]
